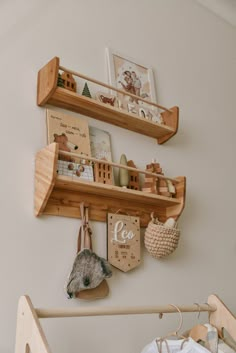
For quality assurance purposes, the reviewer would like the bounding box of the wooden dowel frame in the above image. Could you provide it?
[59,65,172,113]
[59,150,179,183]
[59,150,179,184]
[35,304,216,319]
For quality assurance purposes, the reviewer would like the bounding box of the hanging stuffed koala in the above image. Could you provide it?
[66,249,112,298]
[66,204,112,299]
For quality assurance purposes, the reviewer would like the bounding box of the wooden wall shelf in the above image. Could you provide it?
[35,144,186,226]
[37,57,179,144]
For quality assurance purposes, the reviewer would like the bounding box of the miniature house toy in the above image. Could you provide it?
[127,160,139,190]
[94,159,113,184]
[61,71,77,92]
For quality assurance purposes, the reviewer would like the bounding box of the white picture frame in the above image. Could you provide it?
[106,48,157,103]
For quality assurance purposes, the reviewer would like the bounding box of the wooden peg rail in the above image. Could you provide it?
[34,143,186,226]
[37,57,179,144]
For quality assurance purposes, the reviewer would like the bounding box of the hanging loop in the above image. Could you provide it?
[168,304,183,334]
[194,302,201,319]
[77,203,92,253]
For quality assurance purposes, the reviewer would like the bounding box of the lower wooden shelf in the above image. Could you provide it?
[35,143,186,226]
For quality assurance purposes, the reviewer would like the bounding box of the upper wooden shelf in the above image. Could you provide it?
[37,57,179,144]
[35,143,186,226]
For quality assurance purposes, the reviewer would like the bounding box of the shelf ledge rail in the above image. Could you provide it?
[59,64,172,113]
[35,303,216,319]
[59,150,180,184]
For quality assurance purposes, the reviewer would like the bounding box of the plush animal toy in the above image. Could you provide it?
[66,204,112,298]
[53,133,74,162]
[66,249,112,297]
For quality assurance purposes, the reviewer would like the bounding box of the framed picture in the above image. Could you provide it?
[106,48,157,104]
[89,126,113,162]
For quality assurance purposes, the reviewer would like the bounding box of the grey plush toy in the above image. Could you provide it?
[66,249,112,298]
[66,204,112,299]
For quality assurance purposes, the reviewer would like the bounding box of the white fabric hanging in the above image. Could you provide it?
[141,337,211,353]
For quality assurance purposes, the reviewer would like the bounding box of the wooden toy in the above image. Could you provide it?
[142,161,162,194]
[141,161,176,197]
[127,160,139,190]
[57,73,65,88]
[57,160,93,181]
[82,82,92,98]
[96,91,116,106]
[119,154,129,187]
[61,71,76,92]
[94,159,113,184]
[107,213,141,272]
[158,178,176,197]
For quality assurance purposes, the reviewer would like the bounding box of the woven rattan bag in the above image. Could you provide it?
[144,214,180,258]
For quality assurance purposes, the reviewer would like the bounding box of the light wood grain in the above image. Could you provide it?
[208,294,236,341]
[37,57,59,106]
[36,57,179,144]
[34,143,58,216]
[107,213,141,272]
[59,149,179,183]
[59,65,171,112]
[189,324,208,341]
[49,88,176,141]
[15,296,51,353]
[35,303,215,319]
[34,144,186,225]
[166,176,186,220]
[158,106,179,144]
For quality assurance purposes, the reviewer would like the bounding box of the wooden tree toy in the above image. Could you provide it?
[127,160,139,190]
[61,71,77,92]
[82,82,92,98]
[57,73,65,88]
[94,159,113,185]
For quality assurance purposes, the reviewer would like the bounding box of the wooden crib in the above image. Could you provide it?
[15,294,236,353]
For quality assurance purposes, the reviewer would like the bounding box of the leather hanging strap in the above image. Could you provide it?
[77,203,93,253]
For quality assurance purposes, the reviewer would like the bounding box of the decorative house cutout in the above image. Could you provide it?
[61,71,76,92]
[94,160,113,184]
[127,160,139,190]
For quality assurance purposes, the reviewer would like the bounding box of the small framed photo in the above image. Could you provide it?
[106,48,157,104]
[96,91,117,107]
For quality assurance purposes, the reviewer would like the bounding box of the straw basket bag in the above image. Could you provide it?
[144,214,180,258]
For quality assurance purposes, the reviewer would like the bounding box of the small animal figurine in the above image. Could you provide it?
[99,94,116,106]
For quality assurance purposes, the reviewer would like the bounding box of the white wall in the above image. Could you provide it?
[0,1,235,352]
